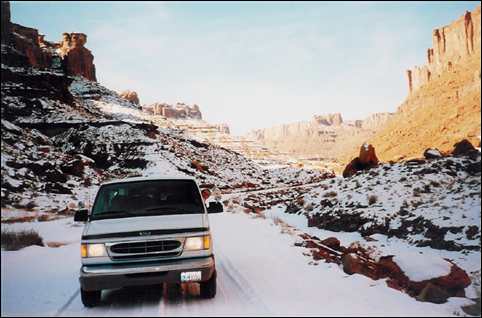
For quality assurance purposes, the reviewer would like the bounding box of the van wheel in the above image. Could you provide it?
[166,283,182,300]
[81,288,101,307]
[200,270,216,299]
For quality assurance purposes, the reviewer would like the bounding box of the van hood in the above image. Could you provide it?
[83,214,208,238]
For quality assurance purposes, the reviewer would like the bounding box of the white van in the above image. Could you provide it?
[74,176,223,307]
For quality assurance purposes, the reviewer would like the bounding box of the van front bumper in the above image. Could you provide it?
[79,255,215,291]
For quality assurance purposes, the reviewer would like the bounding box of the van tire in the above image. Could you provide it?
[81,288,101,307]
[200,270,216,299]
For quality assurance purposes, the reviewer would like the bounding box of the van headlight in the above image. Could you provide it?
[81,243,107,258]
[184,235,211,251]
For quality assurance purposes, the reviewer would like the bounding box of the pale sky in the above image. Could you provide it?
[11,1,480,135]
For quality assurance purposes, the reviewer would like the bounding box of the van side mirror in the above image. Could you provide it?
[207,202,223,214]
[74,209,89,222]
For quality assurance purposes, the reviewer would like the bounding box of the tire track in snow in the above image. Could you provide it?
[216,250,271,315]
[54,288,80,317]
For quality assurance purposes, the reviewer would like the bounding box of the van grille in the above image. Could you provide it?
[108,239,182,260]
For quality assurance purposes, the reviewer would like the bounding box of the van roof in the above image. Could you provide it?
[101,175,196,185]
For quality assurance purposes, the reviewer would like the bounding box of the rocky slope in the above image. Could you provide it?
[369,5,481,162]
[246,112,393,159]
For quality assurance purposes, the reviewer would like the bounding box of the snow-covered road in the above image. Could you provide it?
[1,212,473,316]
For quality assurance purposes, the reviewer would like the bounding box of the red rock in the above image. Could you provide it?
[342,143,379,178]
[377,256,410,287]
[320,237,341,251]
[342,253,364,275]
[386,278,404,291]
[61,33,96,81]
[433,263,471,291]
[10,23,52,68]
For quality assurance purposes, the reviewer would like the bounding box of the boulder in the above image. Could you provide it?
[190,159,208,172]
[119,90,140,105]
[342,253,364,275]
[343,143,379,178]
[432,263,471,291]
[320,237,341,251]
[452,139,477,156]
[423,148,443,159]
[416,283,451,304]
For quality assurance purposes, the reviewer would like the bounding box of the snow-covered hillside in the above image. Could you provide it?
[287,154,481,252]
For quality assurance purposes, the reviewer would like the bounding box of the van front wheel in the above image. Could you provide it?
[200,270,216,299]
[81,288,101,307]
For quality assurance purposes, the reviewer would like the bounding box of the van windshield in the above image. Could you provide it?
[91,180,204,220]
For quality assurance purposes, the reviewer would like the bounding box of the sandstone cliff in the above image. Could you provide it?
[1,1,96,81]
[370,5,481,162]
[58,32,96,81]
[246,112,393,159]
[142,102,202,120]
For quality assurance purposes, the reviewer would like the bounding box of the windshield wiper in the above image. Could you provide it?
[91,210,132,220]
[145,206,195,214]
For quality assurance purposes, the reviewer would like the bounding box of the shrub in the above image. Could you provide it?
[368,194,378,205]
[1,229,44,251]
[430,180,441,187]
[37,214,51,222]
[323,191,338,198]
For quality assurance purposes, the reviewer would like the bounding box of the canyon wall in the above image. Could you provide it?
[247,113,393,159]
[407,6,481,94]
[1,1,96,81]
[370,5,481,162]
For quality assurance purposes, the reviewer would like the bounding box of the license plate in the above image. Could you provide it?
[180,271,202,282]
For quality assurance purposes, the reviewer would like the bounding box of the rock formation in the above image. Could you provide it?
[407,6,481,94]
[247,112,393,160]
[313,113,343,126]
[119,90,140,105]
[0,2,96,81]
[57,32,96,81]
[370,5,481,162]
[342,143,379,178]
[214,123,230,134]
[142,102,202,120]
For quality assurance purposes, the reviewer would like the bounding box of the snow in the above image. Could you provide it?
[393,252,452,282]
[0,212,475,316]
[287,157,481,249]
[1,119,21,132]
[426,148,442,157]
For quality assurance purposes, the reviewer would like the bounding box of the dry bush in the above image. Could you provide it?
[323,191,338,198]
[1,229,44,251]
[37,214,51,222]
[1,216,37,224]
[368,194,378,205]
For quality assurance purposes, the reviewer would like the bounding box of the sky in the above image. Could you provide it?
[10,1,480,135]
